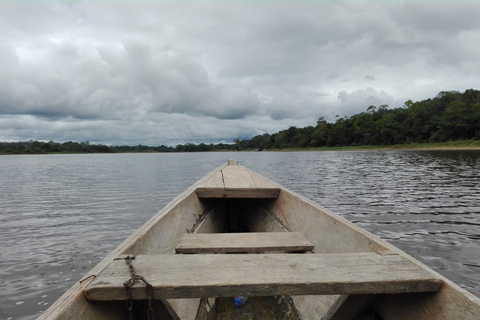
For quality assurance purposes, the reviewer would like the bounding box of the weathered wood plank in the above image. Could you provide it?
[200,170,225,190]
[196,164,280,198]
[196,188,280,198]
[221,165,271,190]
[175,232,314,254]
[84,253,442,301]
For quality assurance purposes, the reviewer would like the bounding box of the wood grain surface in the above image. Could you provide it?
[85,252,442,301]
[175,232,314,253]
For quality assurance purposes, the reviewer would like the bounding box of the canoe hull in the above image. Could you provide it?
[40,160,480,320]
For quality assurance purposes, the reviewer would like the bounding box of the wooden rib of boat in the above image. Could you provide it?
[40,159,480,320]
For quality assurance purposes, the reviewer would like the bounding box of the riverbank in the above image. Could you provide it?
[2,140,480,155]
[267,140,480,152]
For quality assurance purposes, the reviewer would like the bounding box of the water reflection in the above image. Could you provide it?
[0,151,479,319]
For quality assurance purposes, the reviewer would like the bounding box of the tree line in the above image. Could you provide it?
[235,89,480,150]
[1,89,479,154]
[0,140,239,154]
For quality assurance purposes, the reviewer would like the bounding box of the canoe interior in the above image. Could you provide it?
[39,161,480,320]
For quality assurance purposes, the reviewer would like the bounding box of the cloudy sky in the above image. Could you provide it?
[1,0,479,146]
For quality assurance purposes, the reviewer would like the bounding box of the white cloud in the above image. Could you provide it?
[0,1,479,145]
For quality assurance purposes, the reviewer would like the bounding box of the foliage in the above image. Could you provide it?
[243,89,480,150]
[0,140,237,154]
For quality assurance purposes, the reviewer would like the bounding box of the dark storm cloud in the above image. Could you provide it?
[0,0,479,145]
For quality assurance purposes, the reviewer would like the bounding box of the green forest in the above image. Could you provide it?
[1,89,480,154]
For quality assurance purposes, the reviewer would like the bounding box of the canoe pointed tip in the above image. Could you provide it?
[227,159,238,165]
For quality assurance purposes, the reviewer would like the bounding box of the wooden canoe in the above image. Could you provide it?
[40,159,480,320]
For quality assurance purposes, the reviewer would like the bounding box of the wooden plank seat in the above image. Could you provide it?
[175,232,314,254]
[196,163,280,198]
[84,252,442,301]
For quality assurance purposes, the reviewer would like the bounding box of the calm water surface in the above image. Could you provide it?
[1,151,479,319]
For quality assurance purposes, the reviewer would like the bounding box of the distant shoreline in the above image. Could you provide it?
[1,140,480,155]
[266,141,480,152]
[271,147,480,152]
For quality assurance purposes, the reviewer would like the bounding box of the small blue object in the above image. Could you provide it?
[234,297,247,306]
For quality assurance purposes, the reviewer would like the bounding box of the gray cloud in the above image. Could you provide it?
[0,1,479,145]
[335,87,396,118]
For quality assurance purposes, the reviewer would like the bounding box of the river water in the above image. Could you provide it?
[1,151,479,319]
